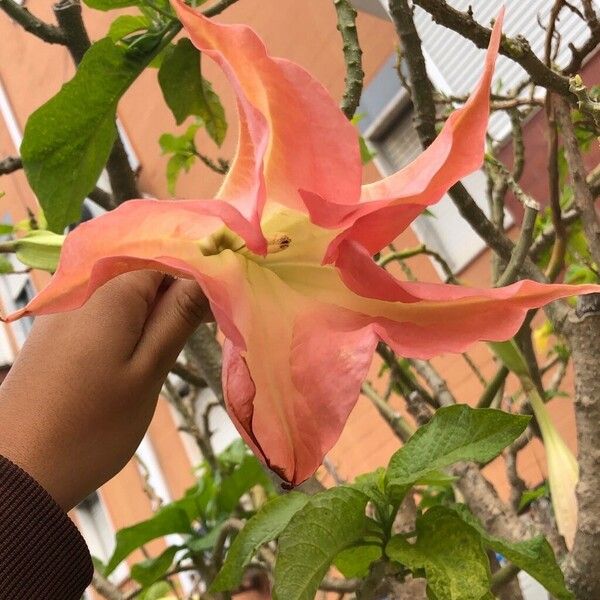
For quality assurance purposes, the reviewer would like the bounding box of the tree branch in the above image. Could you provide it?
[555,96,600,266]
[0,155,22,175]
[203,0,243,18]
[0,0,66,44]
[185,325,224,404]
[91,568,126,600]
[411,0,573,98]
[87,186,116,211]
[388,0,437,146]
[361,381,413,442]
[320,576,361,593]
[334,0,364,119]
[170,361,207,388]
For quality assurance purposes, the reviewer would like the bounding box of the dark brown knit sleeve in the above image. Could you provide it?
[0,454,93,599]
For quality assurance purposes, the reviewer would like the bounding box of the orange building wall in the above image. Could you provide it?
[0,0,586,593]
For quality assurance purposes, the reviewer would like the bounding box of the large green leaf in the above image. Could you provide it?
[212,492,309,592]
[131,545,181,588]
[386,406,529,500]
[158,38,227,145]
[273,487,369,600]
[387,506,491,600]
[448,505,573,600]
[105,505,192,575]
[20,39,148,232]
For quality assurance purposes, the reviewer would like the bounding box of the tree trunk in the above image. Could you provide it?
[565,301,600,599]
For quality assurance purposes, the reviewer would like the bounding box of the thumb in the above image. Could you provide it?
[134,278,212,374]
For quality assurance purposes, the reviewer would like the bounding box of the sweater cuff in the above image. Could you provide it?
[0,454,93,599]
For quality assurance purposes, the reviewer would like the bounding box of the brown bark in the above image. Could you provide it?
[564,308,600,599]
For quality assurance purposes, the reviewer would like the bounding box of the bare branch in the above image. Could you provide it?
[334,0,364,119]
[203,0,243,18]
[0,0,66,45]
[170,361,207,388]
[185,325,224,404]
[555,96,600,266]
[87,186,116,211]
[53,0,91,64]
[0,155,22,176]
[388,0,437,146]
[361,381,413,442]
[91,568,125,600]
[320,576,361,593]
[411,0,572,98]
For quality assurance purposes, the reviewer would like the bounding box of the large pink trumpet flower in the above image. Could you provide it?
[5,3,598,485]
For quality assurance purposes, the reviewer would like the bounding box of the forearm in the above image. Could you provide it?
[0,454,93,599]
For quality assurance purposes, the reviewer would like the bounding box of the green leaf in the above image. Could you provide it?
[212,492,309,592]
[359,136,376,164]
[137,581,172,600]
[565,263,598,285]
[158,38,227,145]
[21,38,149,232]
[0,224,14,235]
[334,544,382,579]
[273,487,369,600]
[216,454,273,513]
[106,505,192,575]
[448,505,573,600]
[108,15,151,42]
[131,545,180,588]
[15,230,65,271]
[84,0,140,10]
[352,468,390,521]
[386,405,529,500]
[160,124,201,194]
[0,256,13,274]
[518,483,549,511]
[166,153,195,194]
[186,522,225,553]
[387,506,491,600]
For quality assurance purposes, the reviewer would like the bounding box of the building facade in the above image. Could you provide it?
[1,1,598,598]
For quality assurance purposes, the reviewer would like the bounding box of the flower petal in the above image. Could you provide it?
[2,199,257,343]
[304,9,504,263]
[216,253,378,485]
[268,257,600,360]
[172,0,362,215]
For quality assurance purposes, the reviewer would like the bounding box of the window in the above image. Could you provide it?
[76,492,115,564]
[75,492,129,587]
[357,0,598,274]
[351,0,388,19]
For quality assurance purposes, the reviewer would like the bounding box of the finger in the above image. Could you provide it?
[133,278,211,375]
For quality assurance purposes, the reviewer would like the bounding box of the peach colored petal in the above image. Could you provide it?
[304,9,504,263]
[172,0,362,217]
[218,254,379,485]
[2,200,258,344]
[268,258,600,361]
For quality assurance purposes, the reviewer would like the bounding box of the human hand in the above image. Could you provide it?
[0,272,210,510]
